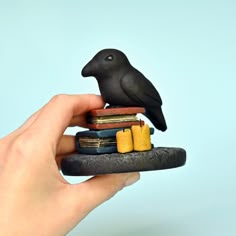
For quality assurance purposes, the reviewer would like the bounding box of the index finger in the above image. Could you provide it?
[31,94,104,146]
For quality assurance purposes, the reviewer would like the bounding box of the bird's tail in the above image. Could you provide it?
[145,107,167,131]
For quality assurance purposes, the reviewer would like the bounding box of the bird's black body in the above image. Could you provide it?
[81,49,167,131]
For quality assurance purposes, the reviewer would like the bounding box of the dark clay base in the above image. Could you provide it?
[61,147,186,176]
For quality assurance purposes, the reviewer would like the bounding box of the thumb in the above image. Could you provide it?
[67,173,140,222]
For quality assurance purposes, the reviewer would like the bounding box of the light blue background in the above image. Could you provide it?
[0,0,236,235]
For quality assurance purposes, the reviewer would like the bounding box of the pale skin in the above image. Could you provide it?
[0,94,140,236]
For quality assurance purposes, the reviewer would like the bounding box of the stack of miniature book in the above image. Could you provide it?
[75,107,154,155]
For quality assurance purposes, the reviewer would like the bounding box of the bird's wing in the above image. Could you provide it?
[120,69,163,107]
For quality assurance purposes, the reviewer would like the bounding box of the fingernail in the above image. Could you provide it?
[125,172,140,187]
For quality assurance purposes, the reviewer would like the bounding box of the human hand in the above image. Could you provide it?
[0,94,140,236]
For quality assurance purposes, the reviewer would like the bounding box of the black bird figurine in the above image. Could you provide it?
[81,49,167,131]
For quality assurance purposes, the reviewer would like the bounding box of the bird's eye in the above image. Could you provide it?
[105,55,113,61]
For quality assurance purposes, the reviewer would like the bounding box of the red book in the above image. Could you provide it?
[87,107,145,130]
[88,107,145,116]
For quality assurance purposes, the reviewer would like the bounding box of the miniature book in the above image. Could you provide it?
[87,107,145,130]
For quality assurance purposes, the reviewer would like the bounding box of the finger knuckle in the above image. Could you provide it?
[50,94,69,105]
[10,132,35,156]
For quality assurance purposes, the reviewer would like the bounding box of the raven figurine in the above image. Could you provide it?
[81,49,167,131]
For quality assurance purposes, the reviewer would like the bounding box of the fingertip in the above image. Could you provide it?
[124,172,140,187]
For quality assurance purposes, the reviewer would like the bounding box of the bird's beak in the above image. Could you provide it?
[81,58,96,77]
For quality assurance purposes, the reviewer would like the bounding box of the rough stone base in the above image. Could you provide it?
[61,147,186,176]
